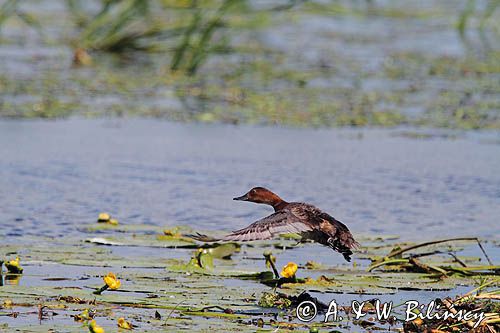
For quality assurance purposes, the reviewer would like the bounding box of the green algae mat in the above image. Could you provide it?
[0,222,498,332]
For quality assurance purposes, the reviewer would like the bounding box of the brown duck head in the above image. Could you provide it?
[233,187,287,210]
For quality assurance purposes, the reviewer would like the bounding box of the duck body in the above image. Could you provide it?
[193,187,359,262]
[281,202,358,261]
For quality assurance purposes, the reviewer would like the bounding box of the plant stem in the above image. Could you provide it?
[263,253,280,278]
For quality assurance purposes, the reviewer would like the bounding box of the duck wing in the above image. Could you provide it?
[221,210,313,241]
[187,211,313,242]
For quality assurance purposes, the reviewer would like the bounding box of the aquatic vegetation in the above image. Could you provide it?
[0,0,42,35]
[258,291,292,309]
[1,5,499,129]
[170,0,242,75]
[193,248,214,270]
[159,227,196,243]
[0,0,498,129]
[457,0,500,37]
[67,0,162,53]
[0,228,497,331]
[65,0,248,74]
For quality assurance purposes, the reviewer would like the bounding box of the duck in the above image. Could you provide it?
[191,187,359,262]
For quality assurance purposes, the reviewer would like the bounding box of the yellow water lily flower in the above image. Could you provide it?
[281,262,298,279]
[5,257,23,274]
[97,213,118,225]
[94,272,121,294]
[117,317,133,329]
[103,272,121,290]
[97,213,111,223]
[88,319,105,333]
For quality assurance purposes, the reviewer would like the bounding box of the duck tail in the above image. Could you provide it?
[185,232,220,242]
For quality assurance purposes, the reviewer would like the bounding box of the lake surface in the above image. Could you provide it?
[1,119,499,241]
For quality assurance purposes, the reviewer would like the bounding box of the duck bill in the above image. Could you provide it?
[233,193,249,201]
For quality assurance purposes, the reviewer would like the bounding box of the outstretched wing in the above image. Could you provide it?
[187,211,311,242]
[221,211,312,241]
[188,212,311,242]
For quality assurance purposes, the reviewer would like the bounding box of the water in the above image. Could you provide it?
[1,119,499,240]
[1,119,499,332]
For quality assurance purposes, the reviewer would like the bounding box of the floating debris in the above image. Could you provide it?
[85,237,124,246]
[367,237,498,278]
[403,282,500,332]
[73,48,92,66]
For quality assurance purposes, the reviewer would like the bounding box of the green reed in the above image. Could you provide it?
[0,0,41,34]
